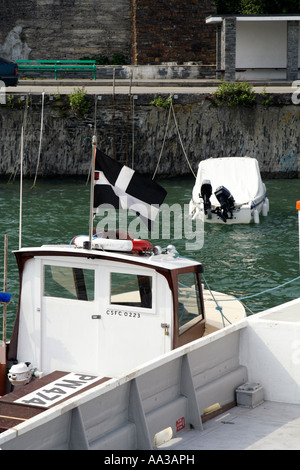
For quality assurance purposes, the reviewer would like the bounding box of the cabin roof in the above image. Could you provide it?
[14,244,202,272]
[206,14,300,23]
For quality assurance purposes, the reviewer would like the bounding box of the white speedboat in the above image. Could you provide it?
[189,157,269,224]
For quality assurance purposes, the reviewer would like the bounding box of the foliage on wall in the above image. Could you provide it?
[213,0,300,14]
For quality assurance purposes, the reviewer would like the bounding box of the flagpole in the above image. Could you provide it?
[19,125,24,250]
[89,135,97,249]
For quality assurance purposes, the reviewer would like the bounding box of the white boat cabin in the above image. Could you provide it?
[7,244,206,379]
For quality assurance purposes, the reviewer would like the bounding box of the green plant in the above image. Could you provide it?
[240,0,265,13]
[150,95,173,109]
[81,55,109,65]
[80,54,128,65]
[6,94,15,109]
[261,87,272,106]
[213,0,300,14]
[111,53,128,65]
[211,81,256,107]
[68,86,90,117]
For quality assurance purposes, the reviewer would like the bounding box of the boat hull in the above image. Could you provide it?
[189,197,269,224]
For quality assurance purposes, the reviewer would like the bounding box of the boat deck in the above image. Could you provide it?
[203,289,246,330]
[160,400,300,450]
[0,371,110,434]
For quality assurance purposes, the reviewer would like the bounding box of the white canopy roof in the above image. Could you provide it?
[206,14,300,23]
[194,157,266,206]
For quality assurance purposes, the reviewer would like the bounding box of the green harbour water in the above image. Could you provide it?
[0,175,299,338]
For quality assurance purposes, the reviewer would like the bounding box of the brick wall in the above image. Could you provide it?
[132,0,217,65]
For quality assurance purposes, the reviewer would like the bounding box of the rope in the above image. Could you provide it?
[31,92,45,188]
[152,104,172,180]
[203,273,300,325]
[203,275,232,326]
[131,93,135,170]
[205,275,300,303]
[152,98,196,180]
[8,95,30,183]
[171,102,196,178]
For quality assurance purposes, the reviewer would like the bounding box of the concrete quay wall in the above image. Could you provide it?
[0,93,299,179]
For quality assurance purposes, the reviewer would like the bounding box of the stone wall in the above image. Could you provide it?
[0,93,299,179]
[0,0,217,65]
[0,0,132,62]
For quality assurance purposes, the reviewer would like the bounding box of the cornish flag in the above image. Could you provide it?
[93,150,167,230]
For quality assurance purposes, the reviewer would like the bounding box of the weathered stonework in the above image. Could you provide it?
[0,0,132,61]
[221,17,236,81]
[0,0,217,65]
[0,93,299,179]
[287,21,299,81]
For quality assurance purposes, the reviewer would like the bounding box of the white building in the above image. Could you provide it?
[206,14,300,81]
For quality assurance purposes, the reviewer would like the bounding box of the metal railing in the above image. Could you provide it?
[16,60,97,80]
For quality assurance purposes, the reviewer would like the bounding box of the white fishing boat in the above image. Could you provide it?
[0,139,246,446]
[0,195,299,450]
[189,157,269,224]
[0,261,299,450]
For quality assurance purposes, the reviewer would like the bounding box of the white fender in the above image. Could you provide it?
[262,198,269,216]
[253,209,260,224]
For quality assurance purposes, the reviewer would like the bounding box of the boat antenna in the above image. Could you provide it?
[88,135,97,249]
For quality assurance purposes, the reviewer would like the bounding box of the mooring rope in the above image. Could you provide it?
[202,274,233,326]
[204,275,300,303]
[152,98,196,180]
[8,95,30,183]
[152,104,172,180]
[171,101,196,178]
[202,273,300,324]
[31,92,45,188]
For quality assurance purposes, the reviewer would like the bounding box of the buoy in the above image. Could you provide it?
[0,292,11,304]
[73,236,152,253]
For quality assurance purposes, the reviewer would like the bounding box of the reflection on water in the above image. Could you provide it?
[0,176,299,337]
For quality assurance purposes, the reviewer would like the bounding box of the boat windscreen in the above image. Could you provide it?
[178,272,203,334]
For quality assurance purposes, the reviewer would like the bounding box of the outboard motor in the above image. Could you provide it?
[214,186,235,222]
[200,180,212,218]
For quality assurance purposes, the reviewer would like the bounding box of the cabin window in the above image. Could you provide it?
[178,272,203,334]
[110,272,152,309]
[44,265,95,301]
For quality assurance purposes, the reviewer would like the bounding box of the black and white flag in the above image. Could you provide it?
[93,150,167,230]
